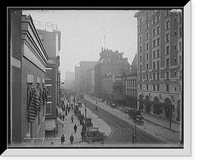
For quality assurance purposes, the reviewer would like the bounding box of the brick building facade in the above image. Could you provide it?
[10,13,48,144]
[37,29,61,120]
[134,10,183,122]
[10,10,23,143]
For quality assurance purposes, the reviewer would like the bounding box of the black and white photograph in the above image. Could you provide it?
[4,3,193,157]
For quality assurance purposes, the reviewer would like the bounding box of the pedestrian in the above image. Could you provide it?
[65,109,67,116]
[68,106,70,113]
[61,134,65,144]
[71,115,74,123]
[70,134,74,144]
[74,124,77,133]
[81,131,84,140]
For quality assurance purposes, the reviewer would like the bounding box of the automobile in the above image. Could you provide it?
[135,115,144,125]
[123,108,131,114]
[110,103,117,108]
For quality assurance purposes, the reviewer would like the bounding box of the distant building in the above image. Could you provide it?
[75,66,80,93]
[63,71,75,90]
[95,48,130,98]
[134,10,182,121]
[79,61,97,93]
[37,29,61,58]
[102,73,126,105]
[124,54,138,109]
[10,12,48,144]
[85,68,95,95]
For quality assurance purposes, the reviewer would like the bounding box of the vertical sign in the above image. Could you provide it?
[57,72,60,107]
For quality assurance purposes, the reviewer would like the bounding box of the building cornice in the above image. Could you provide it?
[21,15,49,62]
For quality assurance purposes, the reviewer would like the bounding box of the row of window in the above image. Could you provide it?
[140,37,182,54]
[126,79,137,88]
[139,13,160,26]
[139,70,178,82]
[139,16,169,34]
[139,57,177,72]
[126,88,137,97]
[139,10,182,32]
[139,41,182,63]
[139,83,170,92]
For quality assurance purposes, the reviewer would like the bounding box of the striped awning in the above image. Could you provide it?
[27,85,40,122]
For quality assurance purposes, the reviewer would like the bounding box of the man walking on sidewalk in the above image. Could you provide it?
[74,124,77,133]
[70,134,74,144]
[81,131,84,140]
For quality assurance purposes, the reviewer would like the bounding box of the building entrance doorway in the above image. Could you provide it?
[165,98,172,118]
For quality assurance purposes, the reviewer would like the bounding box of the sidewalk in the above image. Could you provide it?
[32,109,84,146]
[115,105,180,132]
[141,112,180,132]
[84,95,181,144]
[41,97,111,147]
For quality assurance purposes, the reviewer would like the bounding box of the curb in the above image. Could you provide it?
[116,107,180,133]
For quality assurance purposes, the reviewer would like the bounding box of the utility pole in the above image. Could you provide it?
[74,94,75,110]
[135,120,137,143]
[85,102,87,118]
[169,106,172,130]
[132,115,137,144]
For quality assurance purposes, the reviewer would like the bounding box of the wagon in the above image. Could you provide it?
[84,127,106,142]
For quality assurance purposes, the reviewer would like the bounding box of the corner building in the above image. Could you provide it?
[10,13,48,144]
[134,10,182,122]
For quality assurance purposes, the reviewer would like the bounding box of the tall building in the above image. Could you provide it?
[85,68,95,95]
[79,61,97,93]
[95,48,130,98]
[37,28,61,124]
[134,10,183,122]
[10,12,48,144]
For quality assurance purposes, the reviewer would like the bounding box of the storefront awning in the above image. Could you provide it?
[45,119,57,131]
[57,117,64,125]
[136,99,173,107]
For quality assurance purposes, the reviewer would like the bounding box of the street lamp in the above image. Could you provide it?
[85,102,87,118]
[74,95,76,110]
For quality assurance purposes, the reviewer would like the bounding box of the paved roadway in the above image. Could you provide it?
[80,98,163,145]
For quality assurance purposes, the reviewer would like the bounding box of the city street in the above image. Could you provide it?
[80,98,163,144]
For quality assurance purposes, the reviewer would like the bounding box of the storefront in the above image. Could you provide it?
[137,96,174,119]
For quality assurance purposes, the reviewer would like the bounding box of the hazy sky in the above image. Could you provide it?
[23,10,138,81]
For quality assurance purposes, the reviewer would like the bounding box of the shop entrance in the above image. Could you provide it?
[145,96,151,113]
[164,98,172,118]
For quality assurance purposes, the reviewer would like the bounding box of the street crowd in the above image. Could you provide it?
[59,96,84,144]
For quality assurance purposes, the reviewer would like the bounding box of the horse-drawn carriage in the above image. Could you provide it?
[84,127,106,142]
